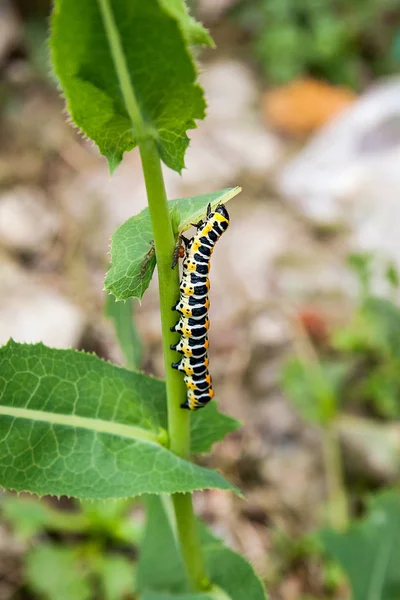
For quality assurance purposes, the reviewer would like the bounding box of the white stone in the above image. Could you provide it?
[0,260,85,349]
[278,77,400,229]
[0,187,59,252]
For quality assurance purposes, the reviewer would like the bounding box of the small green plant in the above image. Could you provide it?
[333,254,400,420]
[231,0,400,87]
[0,2,267,598]
[280,252,400,599]
[1,494,139,600]
[320,490,400,600]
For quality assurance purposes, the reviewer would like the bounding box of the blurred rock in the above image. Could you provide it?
[256,395,300,441]
[0,259,85,348]
[0,152,45,186]
[278,78,400,231]
[260,436,323,528]
[0,186,59,253]
[0,1,20,67]
[247,355,286,397]
[197,0,238,21]
[250,312,292,350]
[166,60,284,196]
[263,78,356,136]
[336,415,400,484]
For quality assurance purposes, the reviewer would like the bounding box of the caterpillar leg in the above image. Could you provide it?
[171,235,189,269]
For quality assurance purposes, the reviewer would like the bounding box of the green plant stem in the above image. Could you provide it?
[139,137,208,590]
[173,493,209,590]
[323,425,349,530]
[139,138,189,457]
[97,0,208,588]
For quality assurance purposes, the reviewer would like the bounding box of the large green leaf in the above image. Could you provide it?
[105,188,241,301]
[0,341,237,499]
[137,495,267,599]
[50,0,211,173]
[320,491,400,600]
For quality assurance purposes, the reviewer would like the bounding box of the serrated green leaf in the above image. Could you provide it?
[105,293,142,370]
[50,0,209,172]
[26,545,92,600]
[105,188,241,301]
[159,0,214,47]
[0,341,237,499]
[320,491,400,600]
[137,496,267,600]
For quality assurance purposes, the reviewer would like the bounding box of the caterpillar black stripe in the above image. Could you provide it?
[170,203,230,410]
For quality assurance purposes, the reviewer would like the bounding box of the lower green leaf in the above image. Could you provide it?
[0,341,237,499]
[137,495,267,600]
[200,527,267,600]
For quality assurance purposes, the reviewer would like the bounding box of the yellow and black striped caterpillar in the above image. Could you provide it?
[171,203,230,410]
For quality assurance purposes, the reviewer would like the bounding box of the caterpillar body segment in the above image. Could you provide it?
[170,336,209,358]
[170,315,210,337]
[171,355,209,375]
[171,203,230,410]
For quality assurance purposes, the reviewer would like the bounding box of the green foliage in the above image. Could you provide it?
[26,545,92,600]
[50,0,211,172]
[281,356,349,425]
[320,491,400,600]
[142,594,215,600]
[98,554,135,600]
[25,542,135,600]
[283,255,400,424]
[0,340,238,498]
[334,296,400,419]
[105,294,143,370]
[138,495,268,599]
[105,188,241,302]
[232,0,399,87]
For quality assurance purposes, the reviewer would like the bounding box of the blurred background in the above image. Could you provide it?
[1,0,400,598]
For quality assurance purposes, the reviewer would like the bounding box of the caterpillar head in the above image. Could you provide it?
[215,204,229,220]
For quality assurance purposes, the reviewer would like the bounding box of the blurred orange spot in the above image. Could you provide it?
[297,307,330,345]
[263,78,356,136]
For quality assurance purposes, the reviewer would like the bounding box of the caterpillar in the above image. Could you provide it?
[170,203,230,410]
